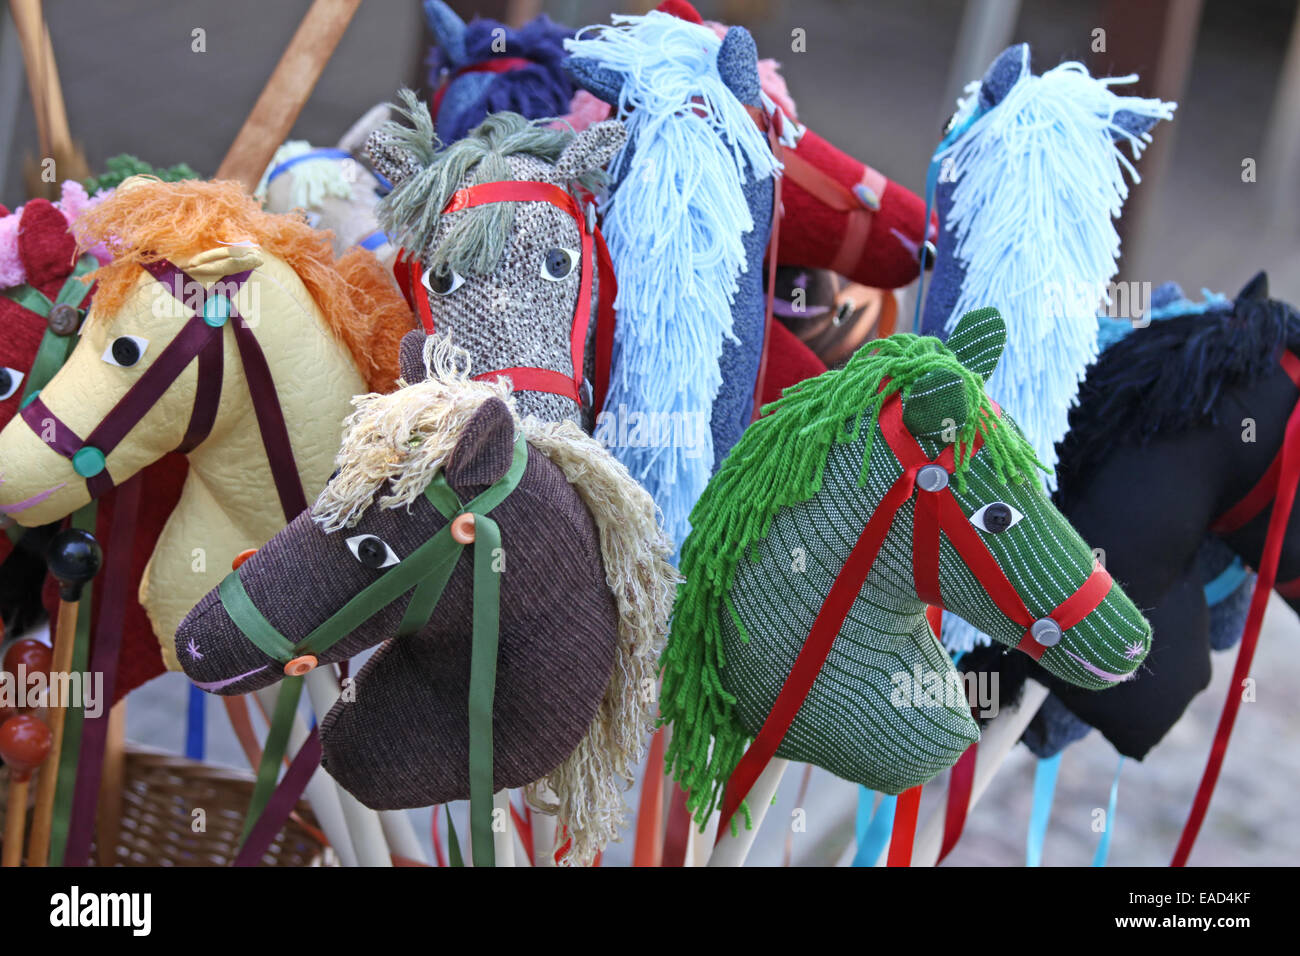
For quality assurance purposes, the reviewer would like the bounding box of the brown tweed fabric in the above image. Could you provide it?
[175,398,620,808]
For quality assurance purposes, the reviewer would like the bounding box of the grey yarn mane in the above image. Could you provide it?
[375,89,606,276]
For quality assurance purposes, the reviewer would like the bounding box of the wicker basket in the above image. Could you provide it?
[1,745,333,866]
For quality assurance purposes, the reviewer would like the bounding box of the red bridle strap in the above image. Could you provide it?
[714,390,1115,839]
[1210,351,1300,535]
[1173,348,1300,865]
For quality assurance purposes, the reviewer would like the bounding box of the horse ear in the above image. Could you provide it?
[445,398,516,497]
[365,125,423,191]
[979,44,1029,111]
[17,199,76,287]
[179,245,264,280]
[565,58,624,106]
[944,307,1005,382]
[1237,271,1269,302]
[398,330,428,384]
[902,368,969,440]
[423,0,468,67]
[338,103,392,154]
[716,25,761,107]
[554,120,627,181]
[1111,109,1164,140]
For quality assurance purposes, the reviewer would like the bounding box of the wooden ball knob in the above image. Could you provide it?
[0,714,52,782]
[45,528,102,601]
[3,638,52,678]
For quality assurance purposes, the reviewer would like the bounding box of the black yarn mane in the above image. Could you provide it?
[1054,291,1300,510]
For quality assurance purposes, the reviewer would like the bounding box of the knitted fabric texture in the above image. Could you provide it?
[661,315,1151,824]
[370,97,617,426]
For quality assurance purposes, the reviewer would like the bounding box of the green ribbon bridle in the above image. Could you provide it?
[217,436,528,867]
[2,254,99,550]
[1,253,98,412]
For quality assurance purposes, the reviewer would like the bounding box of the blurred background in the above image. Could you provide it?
[2,0,1297,866]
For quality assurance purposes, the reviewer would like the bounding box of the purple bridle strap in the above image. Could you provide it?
[20,396,85,458]
[24,260,307,522]
[140,260,308,521]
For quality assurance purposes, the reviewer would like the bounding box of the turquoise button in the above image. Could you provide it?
[72,446,106,478]
[203,293,231,327]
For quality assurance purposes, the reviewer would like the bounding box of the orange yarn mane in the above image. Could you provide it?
[72,179,413,392]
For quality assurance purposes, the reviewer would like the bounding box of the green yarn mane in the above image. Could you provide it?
[660,333,1044,826]
[375,90,605,276]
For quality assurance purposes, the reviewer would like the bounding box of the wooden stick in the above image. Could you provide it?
[2,775,30,866]
[492,789,514,867]
[910,681,1049,867]
[379,811,428,865]
[215,0,362,192]
[8,0,51,155]
[301,668,390,866]
[94,699,126,867]
[707,758,789,867]
[26,598,78,867]
[9,0,90,193]
[252,684,358,867]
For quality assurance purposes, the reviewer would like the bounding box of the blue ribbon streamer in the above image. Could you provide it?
[1203,556,1249,606]
[1092,755,1125,867]
[1026,753,1062,866]
[184,683,206,760]
[852,788,897,867]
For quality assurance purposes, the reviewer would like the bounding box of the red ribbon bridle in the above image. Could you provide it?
[1173,349,1300,865]
[393,181,617,413]
[714,386,1116,839]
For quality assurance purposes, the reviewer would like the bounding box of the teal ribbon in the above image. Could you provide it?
[1091,755,1124,867]
[851,789,896,867]
[1026,753,1061,867]
[217,437,527,862]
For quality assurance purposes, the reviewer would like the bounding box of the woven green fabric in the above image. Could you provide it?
[662,308,1152,824]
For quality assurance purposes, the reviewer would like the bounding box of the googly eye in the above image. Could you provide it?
[304,211,323,228]
[102,335,149,368]
[540,247,579,282]
[421,264,464,296]
[969,502,1023,534]
[345,533,400,569]
[0,367,24,401]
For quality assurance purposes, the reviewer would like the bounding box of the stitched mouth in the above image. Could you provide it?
[1060,646,1135,684]
[0,481,69,514]
[189,663,270,692]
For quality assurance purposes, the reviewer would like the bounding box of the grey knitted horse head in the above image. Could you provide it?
[366,90,626,428]
[176,335,676,864]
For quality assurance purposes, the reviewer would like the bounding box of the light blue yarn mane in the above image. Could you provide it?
[929,47,1175,487]
[925,45,1176,653]
[566,13,780,554]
